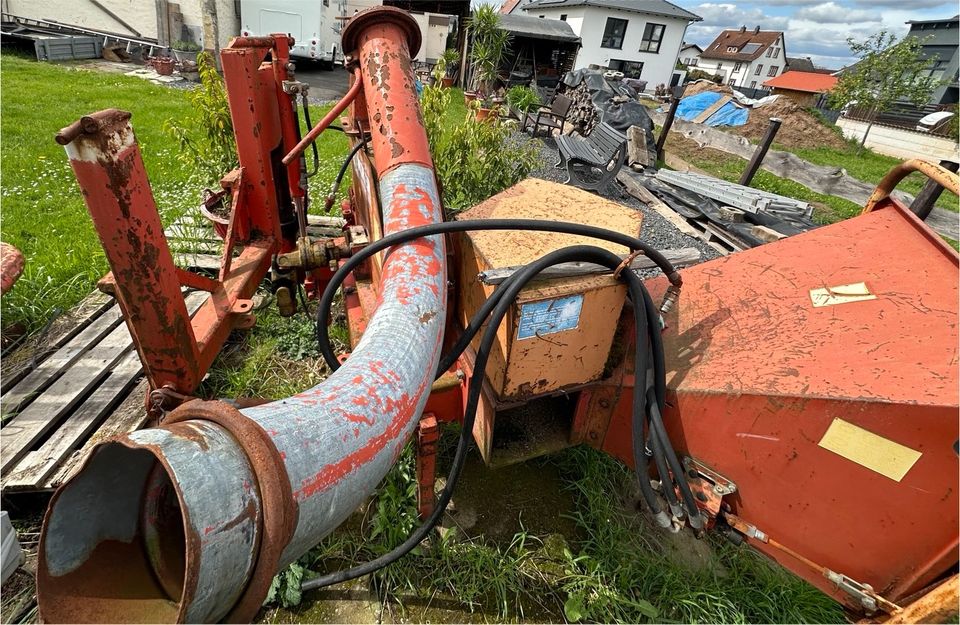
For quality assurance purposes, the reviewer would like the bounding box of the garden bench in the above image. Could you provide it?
[555,122,627,192]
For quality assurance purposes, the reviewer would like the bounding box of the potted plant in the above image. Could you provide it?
[467,5,510,109]
[436,49,460,88]
[171,39,202,65]
[150,55,176,76]
[505,85,541,119]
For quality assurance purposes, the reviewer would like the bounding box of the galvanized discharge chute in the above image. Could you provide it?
[37,9,446,623]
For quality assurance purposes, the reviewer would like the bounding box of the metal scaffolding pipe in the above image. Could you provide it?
[37,7,445,623]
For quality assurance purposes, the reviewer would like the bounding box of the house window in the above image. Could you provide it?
[560,14,567,20]
[601,17,628,49]
[733,62,743,72]
[639,22,665,53]
[539,15,544,18]
[772,47,779,58]
[716,62,723,70]
[755,64,763,75]
[766,47,772,57]
[610,59,644,78]
[749,80,757,88]
[727,46,738,52]
[768,65,778,76]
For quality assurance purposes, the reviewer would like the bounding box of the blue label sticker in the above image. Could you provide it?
[517,294,584,340]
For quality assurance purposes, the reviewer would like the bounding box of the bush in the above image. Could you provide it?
[505,85,541,113]
[422,83,542,212]
[163,52,237,183]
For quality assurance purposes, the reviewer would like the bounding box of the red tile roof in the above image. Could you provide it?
[501,0,522,13]
[764,71,838,93]
[701,29,782,61]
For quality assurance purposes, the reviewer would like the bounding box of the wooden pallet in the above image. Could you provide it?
[0,290,208,493]
[165,211,346,271]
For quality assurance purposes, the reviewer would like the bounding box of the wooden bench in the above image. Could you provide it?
[555,122,627,192]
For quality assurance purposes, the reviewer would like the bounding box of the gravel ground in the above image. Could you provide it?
[529,137,721,268]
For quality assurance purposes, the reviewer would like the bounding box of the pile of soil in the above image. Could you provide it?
[682,79,734,97]
[679,80,847,150]
[735,96,848,150]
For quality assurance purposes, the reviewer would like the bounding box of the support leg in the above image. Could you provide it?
[415,413,440,521]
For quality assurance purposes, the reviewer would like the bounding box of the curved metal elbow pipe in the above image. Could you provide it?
[37,8,445,623]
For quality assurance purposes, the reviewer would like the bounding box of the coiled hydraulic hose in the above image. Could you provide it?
[304,245,649,590]
[301,226,698,594]
[315,219,683,373]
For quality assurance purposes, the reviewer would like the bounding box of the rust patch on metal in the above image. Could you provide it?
[165,400,298,623]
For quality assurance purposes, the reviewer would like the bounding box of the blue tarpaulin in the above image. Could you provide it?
[674,91,748,127]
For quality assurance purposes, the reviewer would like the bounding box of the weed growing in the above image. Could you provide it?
[263,443,845,624]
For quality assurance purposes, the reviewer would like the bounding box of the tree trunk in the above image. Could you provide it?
[856,106,879,156]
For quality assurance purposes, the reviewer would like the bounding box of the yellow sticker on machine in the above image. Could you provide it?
[818,418,921,482]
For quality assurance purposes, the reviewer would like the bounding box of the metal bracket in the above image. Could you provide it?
[825,569,898,614]
[683,456,737,523]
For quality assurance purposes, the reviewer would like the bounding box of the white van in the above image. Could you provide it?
[239,0,347,65]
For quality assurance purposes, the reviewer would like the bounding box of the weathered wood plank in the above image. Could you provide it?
[0,320,138,474]
[617,171,731,256]
[1,291,115,393]
[1,306,123,418]
[692,95,731,124]
[44,378,150,491]
[479,248,701,284]
[2,351,142,491]
[2,291,209,490]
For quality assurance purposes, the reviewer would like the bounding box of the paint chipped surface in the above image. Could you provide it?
[243,164,446,564]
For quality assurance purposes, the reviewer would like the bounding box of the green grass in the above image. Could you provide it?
[266,445,844,623]
[1,53,195,331]
[789,142,959,213]
[0,52,353,332]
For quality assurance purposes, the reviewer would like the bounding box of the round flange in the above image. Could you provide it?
[165,399,298,624]
[341,6,422,59]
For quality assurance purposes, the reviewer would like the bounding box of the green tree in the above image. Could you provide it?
[830,30,944,154]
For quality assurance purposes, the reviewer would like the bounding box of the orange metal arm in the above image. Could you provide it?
[862,159,960,214]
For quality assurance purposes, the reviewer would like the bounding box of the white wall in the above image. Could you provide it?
[3,0,239,49]
[837,117,960,162]
[528,5,689,89]
[4,0,160,39]
[680,47,700,67]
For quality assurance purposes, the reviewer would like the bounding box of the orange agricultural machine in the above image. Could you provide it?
[38,6,958,623]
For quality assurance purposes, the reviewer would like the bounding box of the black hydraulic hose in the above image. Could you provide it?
[647,387,704,529]
[300,92,322,178]
[315,219,683,373]
[326,139,367,211]
[302,245,634,591]
[649,427,683,519]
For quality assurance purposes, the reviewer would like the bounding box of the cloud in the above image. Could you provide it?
[851,0,952,6]
[793,2,876,23]
[686,3,790,44]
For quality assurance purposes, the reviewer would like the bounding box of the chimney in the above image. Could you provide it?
[740,25,746,32]
[754,26,760,34]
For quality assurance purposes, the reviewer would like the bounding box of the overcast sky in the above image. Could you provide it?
[674,0,957,69]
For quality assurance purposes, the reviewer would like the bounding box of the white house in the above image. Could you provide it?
[679,42,702,67]
[699,27,787,90]
[513,0,702,89]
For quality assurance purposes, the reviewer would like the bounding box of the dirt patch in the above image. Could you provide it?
[734,97,847,150]
[679,80,846,150]
[682,80,733,97]
[445,449,581,544]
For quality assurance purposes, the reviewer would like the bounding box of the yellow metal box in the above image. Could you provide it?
[457,179,641,403]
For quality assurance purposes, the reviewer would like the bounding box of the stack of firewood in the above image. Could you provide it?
[564,82,598,135]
